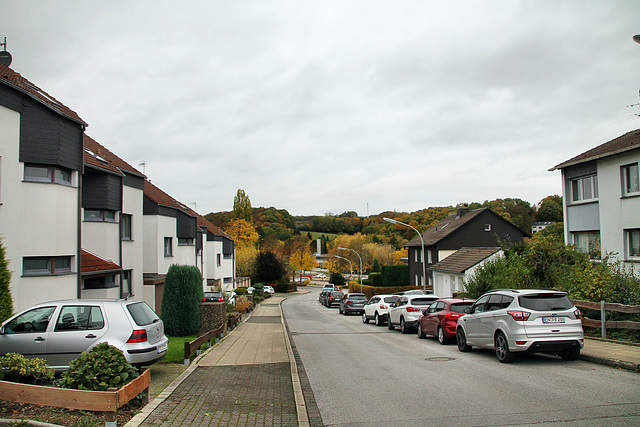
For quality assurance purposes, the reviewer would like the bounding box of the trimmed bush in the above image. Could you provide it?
[161,264,203,336]
[381,265,410,286]
[235,287,248,295]
[56,342,139,391]
[0,237,13,324]
[252,251,287,283]
[329,272,346,287]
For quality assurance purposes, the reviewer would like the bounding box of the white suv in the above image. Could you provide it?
[387,294,440,333]
[456,289,584,363]
[361,294,400,326]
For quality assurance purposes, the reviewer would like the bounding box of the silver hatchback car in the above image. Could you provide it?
[0,299,168,371]
[456,289,584,363]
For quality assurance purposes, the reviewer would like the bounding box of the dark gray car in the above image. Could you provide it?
[339,293,367,315]
[0,299,168,371]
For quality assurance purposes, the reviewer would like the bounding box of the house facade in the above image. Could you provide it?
[404,208,528,288]
[550,129,640,274]
[1,62,235,314]
[429,247,503,297]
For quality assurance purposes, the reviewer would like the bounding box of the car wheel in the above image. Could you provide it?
[339,306,343,314]
[375,312,383,326]
[362,312,369,323]
[456,328,472,352]
[560,345,580,361]
[495,332,515,363]
[417,323,426,339]
[400,317,409,334]
[437,326,448,345]
[387,317,395,330]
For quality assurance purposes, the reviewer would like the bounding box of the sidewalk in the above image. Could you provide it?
[126,292,639,427]
[125,292,310,427]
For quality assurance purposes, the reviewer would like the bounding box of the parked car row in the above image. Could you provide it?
[320,287,586,363]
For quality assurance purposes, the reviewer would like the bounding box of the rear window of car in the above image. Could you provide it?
[412,298,438,306]
[518,294,573,311]
[127,302,159,326]
[450,302,474,313]
[349,295,367,300]
[331,292,343,296]
[205,292,222,297]
[383,296,400,303]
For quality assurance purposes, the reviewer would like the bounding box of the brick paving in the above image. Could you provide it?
[141,363,298,426]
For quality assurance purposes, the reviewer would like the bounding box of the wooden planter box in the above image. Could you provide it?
[0,367,150,426]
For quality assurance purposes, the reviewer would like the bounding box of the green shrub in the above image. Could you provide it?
[381,265,409,286]
[329,272,345,287]
[161,264,203,336]
[235,287,248,295]
[0,353,54,384]
[0,237,13,324]
[56,342,139,391]
[274,283,289,293]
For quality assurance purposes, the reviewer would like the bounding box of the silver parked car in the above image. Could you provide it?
[456,289,584,363]
[0,299,168,371]
[387,294,440,333]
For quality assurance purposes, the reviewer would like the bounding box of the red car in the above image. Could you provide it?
[417,298,475,344]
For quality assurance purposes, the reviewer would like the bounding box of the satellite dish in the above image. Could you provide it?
[0,51,11,66]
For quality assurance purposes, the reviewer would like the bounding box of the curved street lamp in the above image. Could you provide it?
[633,34,640,44]
[338,247,363,292]
[384,217,427,292]
[334,254,353,279]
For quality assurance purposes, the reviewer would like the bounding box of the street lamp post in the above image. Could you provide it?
[384,217,427,292]
[334,255,353,279]
[338,247,363,292]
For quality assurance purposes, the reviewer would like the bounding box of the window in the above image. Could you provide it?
[427,250,432,264]
[84,275,117,289]
[3,306,56,333]
[178,238,194,246]
[164,237,173,257]
[621,163,639,197]
[223,253,232,259]
[571,174,598,202]
[573,231,601,259]
[55,306,104,331]
[84,209,116,222]
[121,214,132,240]
[122,270,132,297]
[626,229,640,259]
[24,164,72,185]
[23,256,72,276]
[217,254,222,266]
[484,224,491,232]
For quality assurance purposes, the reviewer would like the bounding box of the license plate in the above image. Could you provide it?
[542,317,565,324]
[157,343,168,353]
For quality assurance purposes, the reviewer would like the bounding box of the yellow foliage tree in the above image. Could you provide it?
[393,248,408,265]
[289,246,316,273]
[236,246,258,277]
[224,219,259,249]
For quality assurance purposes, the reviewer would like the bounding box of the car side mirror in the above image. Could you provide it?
[422,310,428,316]
[464,307,472,314]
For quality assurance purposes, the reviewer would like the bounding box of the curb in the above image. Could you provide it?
[579,354,640,373]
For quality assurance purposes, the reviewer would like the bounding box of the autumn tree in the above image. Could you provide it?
[536,195,563,222]
[224,219,259,249]
[289,246,316,276]
[236,246,258,277]
[232,189,253,222]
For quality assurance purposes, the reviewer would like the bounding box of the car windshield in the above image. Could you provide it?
[518,294,573,311]
[349,295,367,300]
[383,296,400,303]
[127,301,159,326]
[450,302,474,313]
[412,298,437,306]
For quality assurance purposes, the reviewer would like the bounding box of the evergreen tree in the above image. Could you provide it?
[0,238,13,323]
[232,189,253,222]
[160,265,203,336]
[253,251,287,283]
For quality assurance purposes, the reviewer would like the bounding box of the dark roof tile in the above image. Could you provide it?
[429,247,501,274]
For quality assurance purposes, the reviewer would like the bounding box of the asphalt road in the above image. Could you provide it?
[282,288,640,427]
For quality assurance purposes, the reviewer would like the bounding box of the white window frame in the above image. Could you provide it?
[621,163,639,197]
[571,174,598,203]
[572,231,601,260]
[84,209,116,222]
[121,213,132,240]
[626,229,640,259]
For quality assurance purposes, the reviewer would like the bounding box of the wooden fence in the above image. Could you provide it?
[0,367,150,426]
[183,314,243,365]
[573,299,640,338]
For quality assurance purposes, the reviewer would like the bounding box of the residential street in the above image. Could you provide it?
[283,289,640,426]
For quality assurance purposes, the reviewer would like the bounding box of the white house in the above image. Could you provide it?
[428,247,503,297]
[0,63,87,312]
[550,129,640,274]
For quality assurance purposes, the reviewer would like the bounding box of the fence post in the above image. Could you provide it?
[184,342,190,365]
[105,387,118,427]
[600,300,606,338]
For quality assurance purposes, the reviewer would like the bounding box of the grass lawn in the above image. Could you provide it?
[160,335,197,364]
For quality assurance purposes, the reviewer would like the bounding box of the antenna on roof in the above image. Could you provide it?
[0,37,12,66]
[138,161,147,175]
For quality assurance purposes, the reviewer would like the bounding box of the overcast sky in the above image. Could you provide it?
[3,1,640,216]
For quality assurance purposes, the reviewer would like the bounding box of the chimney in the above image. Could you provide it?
[456,207,470,219]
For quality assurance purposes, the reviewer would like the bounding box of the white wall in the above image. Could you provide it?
[0,105,79,312]
[121,185,144,300]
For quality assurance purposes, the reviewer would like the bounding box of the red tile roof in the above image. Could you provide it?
[81,250,121,275]
[0,62,87,126]
[83,134,145,177]
[550,128,640,171]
